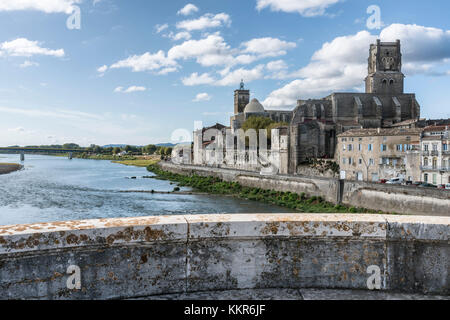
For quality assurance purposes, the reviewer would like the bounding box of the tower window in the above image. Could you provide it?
[382,79,387,85]
[389,79,394,85]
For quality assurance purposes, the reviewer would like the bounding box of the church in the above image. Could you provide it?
[193,40,421,175]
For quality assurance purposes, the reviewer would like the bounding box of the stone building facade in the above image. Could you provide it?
[420,125,450,185]
[335,128,422,182]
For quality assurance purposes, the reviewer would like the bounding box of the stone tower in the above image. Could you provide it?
[234,79,250,114]
[365,39,404,95]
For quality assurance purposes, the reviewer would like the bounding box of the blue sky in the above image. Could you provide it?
[1,0,450,146]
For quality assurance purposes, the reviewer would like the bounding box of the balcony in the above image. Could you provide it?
[420,166,450,172]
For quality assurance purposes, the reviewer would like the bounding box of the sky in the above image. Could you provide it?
[0,0,450,147]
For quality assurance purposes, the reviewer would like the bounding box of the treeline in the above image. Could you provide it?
[21,143,173,156]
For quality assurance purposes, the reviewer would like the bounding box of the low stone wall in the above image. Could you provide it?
[160,162,339,204]
[159,163,450,216]
[342,181,450,216]
[0,214,448,299]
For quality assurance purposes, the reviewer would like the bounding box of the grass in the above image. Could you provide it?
[146,164,389,214]
[113,158,160,167]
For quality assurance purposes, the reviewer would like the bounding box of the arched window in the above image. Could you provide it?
[424,158,429,167]
[382,79,387,85]
[389,79,394,85]
[432,158,438,169]
[424,173,428,182]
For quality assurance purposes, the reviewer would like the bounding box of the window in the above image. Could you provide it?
[424,158,429,167]
[369,159,374,166]
[343,158,346,165]
[424,144,429,151]
[358,144,362,151]
[368,144,373,151]
[433,158,438,169]
[433,174,437,185]
[348,157,353,165]
[424,173,428,182]
[348,144,353,151]
[396,144,402,152]
[359,159,362,165]
[432,144,438,151]
[444,144,448,151]
[381,144,387,152]
[343,144,346,151]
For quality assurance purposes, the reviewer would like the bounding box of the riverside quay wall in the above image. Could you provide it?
[0,214,448,299]
[159,163,450,217]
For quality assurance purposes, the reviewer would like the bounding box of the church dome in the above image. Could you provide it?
[244,98,265,113]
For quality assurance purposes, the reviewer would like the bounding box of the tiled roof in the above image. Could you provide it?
[338,128,422,137]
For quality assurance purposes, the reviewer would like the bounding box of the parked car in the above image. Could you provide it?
[379,179,387,184]
[411,181,422,187]
[437,184,446,189]
[386,177,404,185]
[445,184,450,190]
[403,180,413,186]
[418,183,437,188]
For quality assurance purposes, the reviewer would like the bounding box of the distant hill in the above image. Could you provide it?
[102,144,143,148]
[156,143,176,147]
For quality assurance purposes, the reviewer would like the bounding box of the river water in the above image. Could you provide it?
[0,154,292,226]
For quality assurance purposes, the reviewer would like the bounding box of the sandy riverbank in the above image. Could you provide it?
[0,163,23,175]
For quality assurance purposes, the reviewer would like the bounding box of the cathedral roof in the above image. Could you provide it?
[244,98,265,113]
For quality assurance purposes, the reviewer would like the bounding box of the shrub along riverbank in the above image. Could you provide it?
[0,163,23,175]
[146,164,389,214]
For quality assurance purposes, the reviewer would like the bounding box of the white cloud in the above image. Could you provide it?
[0,106,102,121]
[182,72,215,86]
[263,24,450,109]
[256,0,341,17]
[0,0,81,14]
[241,37,297,57]
[97,65,108,73]
[168,33,233,67]
[167,31,192,41]
[266,60,288,71]
[155,23,169,34]
[8,127,25,133]
[193,93,211,102]
[19,60,39,68]
[114,86,147,93]
[0,38,65,58]
[216,65,265,86]
[176,13,231,31]
[110,50,178,73]
[177,4,199,16]
[380,24,450,62]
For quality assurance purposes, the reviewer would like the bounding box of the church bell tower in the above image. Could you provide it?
[234,79,250,114]
[365,39,404,95]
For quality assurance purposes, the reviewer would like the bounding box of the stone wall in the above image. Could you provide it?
[159,163,450,216]
[0,214,448,299]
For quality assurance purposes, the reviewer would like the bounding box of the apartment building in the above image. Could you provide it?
[336,128,422,182]
[421,126,450,185]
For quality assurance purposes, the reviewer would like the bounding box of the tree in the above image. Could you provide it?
[241,116,289,145]
[112,147,121,155]
[144,144,157,154]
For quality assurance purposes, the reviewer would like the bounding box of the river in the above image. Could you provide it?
[0,154,293,226]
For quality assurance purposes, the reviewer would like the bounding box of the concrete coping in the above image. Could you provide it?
[0,214,449,255]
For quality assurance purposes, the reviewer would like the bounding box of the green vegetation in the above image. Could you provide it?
[1,143,173,159]
[113,158,160,167]
[242,116,289,142]
[146,165,386,214]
